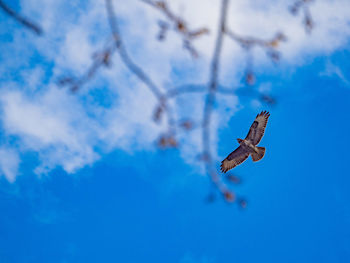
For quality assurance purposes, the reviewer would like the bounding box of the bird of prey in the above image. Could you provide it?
[220,111,270,173]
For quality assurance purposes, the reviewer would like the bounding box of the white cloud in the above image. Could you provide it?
[0,0,349,181]
[0,88,100,175]
[0,147,20,182]
[0,81,165,179]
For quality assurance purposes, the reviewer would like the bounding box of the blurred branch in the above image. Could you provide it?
[140,0,209,57]
[166,84,206,98]
[225,30,287,52]
[225,29,287,85]
[290,0,315,34]
[201,0,236,202]
[105,0,177,144]
[58,40,116,92]
[0,0,42,35]
[106,0,163,100]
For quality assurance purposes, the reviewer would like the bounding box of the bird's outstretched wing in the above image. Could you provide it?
[245,111,270,145]
[220,146,250,173]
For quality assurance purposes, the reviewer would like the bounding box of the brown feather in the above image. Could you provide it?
[220,146,250,173]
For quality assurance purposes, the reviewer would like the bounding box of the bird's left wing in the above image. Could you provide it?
[220,146,250,173]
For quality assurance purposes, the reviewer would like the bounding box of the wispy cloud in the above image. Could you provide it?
[320,60,350,85]
[0,147,20,182]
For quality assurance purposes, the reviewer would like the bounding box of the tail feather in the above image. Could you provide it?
[251,147,265,162]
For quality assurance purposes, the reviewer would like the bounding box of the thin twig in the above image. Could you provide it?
[225,29,287,85]
[140,0,209,57]
[289,0,314,34]
[166,84,206,98]
[0,0,42,35]
[58,39,116,92]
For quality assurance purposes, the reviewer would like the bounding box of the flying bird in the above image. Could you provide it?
[220,111,270,173]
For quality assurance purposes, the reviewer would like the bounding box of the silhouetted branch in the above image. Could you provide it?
[0,0,42,35]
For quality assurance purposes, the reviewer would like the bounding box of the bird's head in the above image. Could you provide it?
[237,138,243,144]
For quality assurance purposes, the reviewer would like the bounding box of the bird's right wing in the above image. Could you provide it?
[245,111,270,145]
[220,146,250,173]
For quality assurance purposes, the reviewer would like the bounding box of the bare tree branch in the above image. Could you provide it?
[140,0,209,57]
[106,0,163,99]
[58,39,116,92]
[290,0,315,34]
[166,84,206,98]
[201,0,235,202]
[105,0,178,146]
[0,0,42,35]
[225,29,287,85]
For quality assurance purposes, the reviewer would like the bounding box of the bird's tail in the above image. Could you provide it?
[251,147,265,162]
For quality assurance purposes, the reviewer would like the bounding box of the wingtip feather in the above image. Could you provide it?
[220,161,228,173]
[220,164,227,173]
[258,110,270,119]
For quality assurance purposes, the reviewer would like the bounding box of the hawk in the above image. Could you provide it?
[220,111,270,173]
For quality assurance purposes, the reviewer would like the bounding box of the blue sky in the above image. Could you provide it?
[1,0,350,262]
